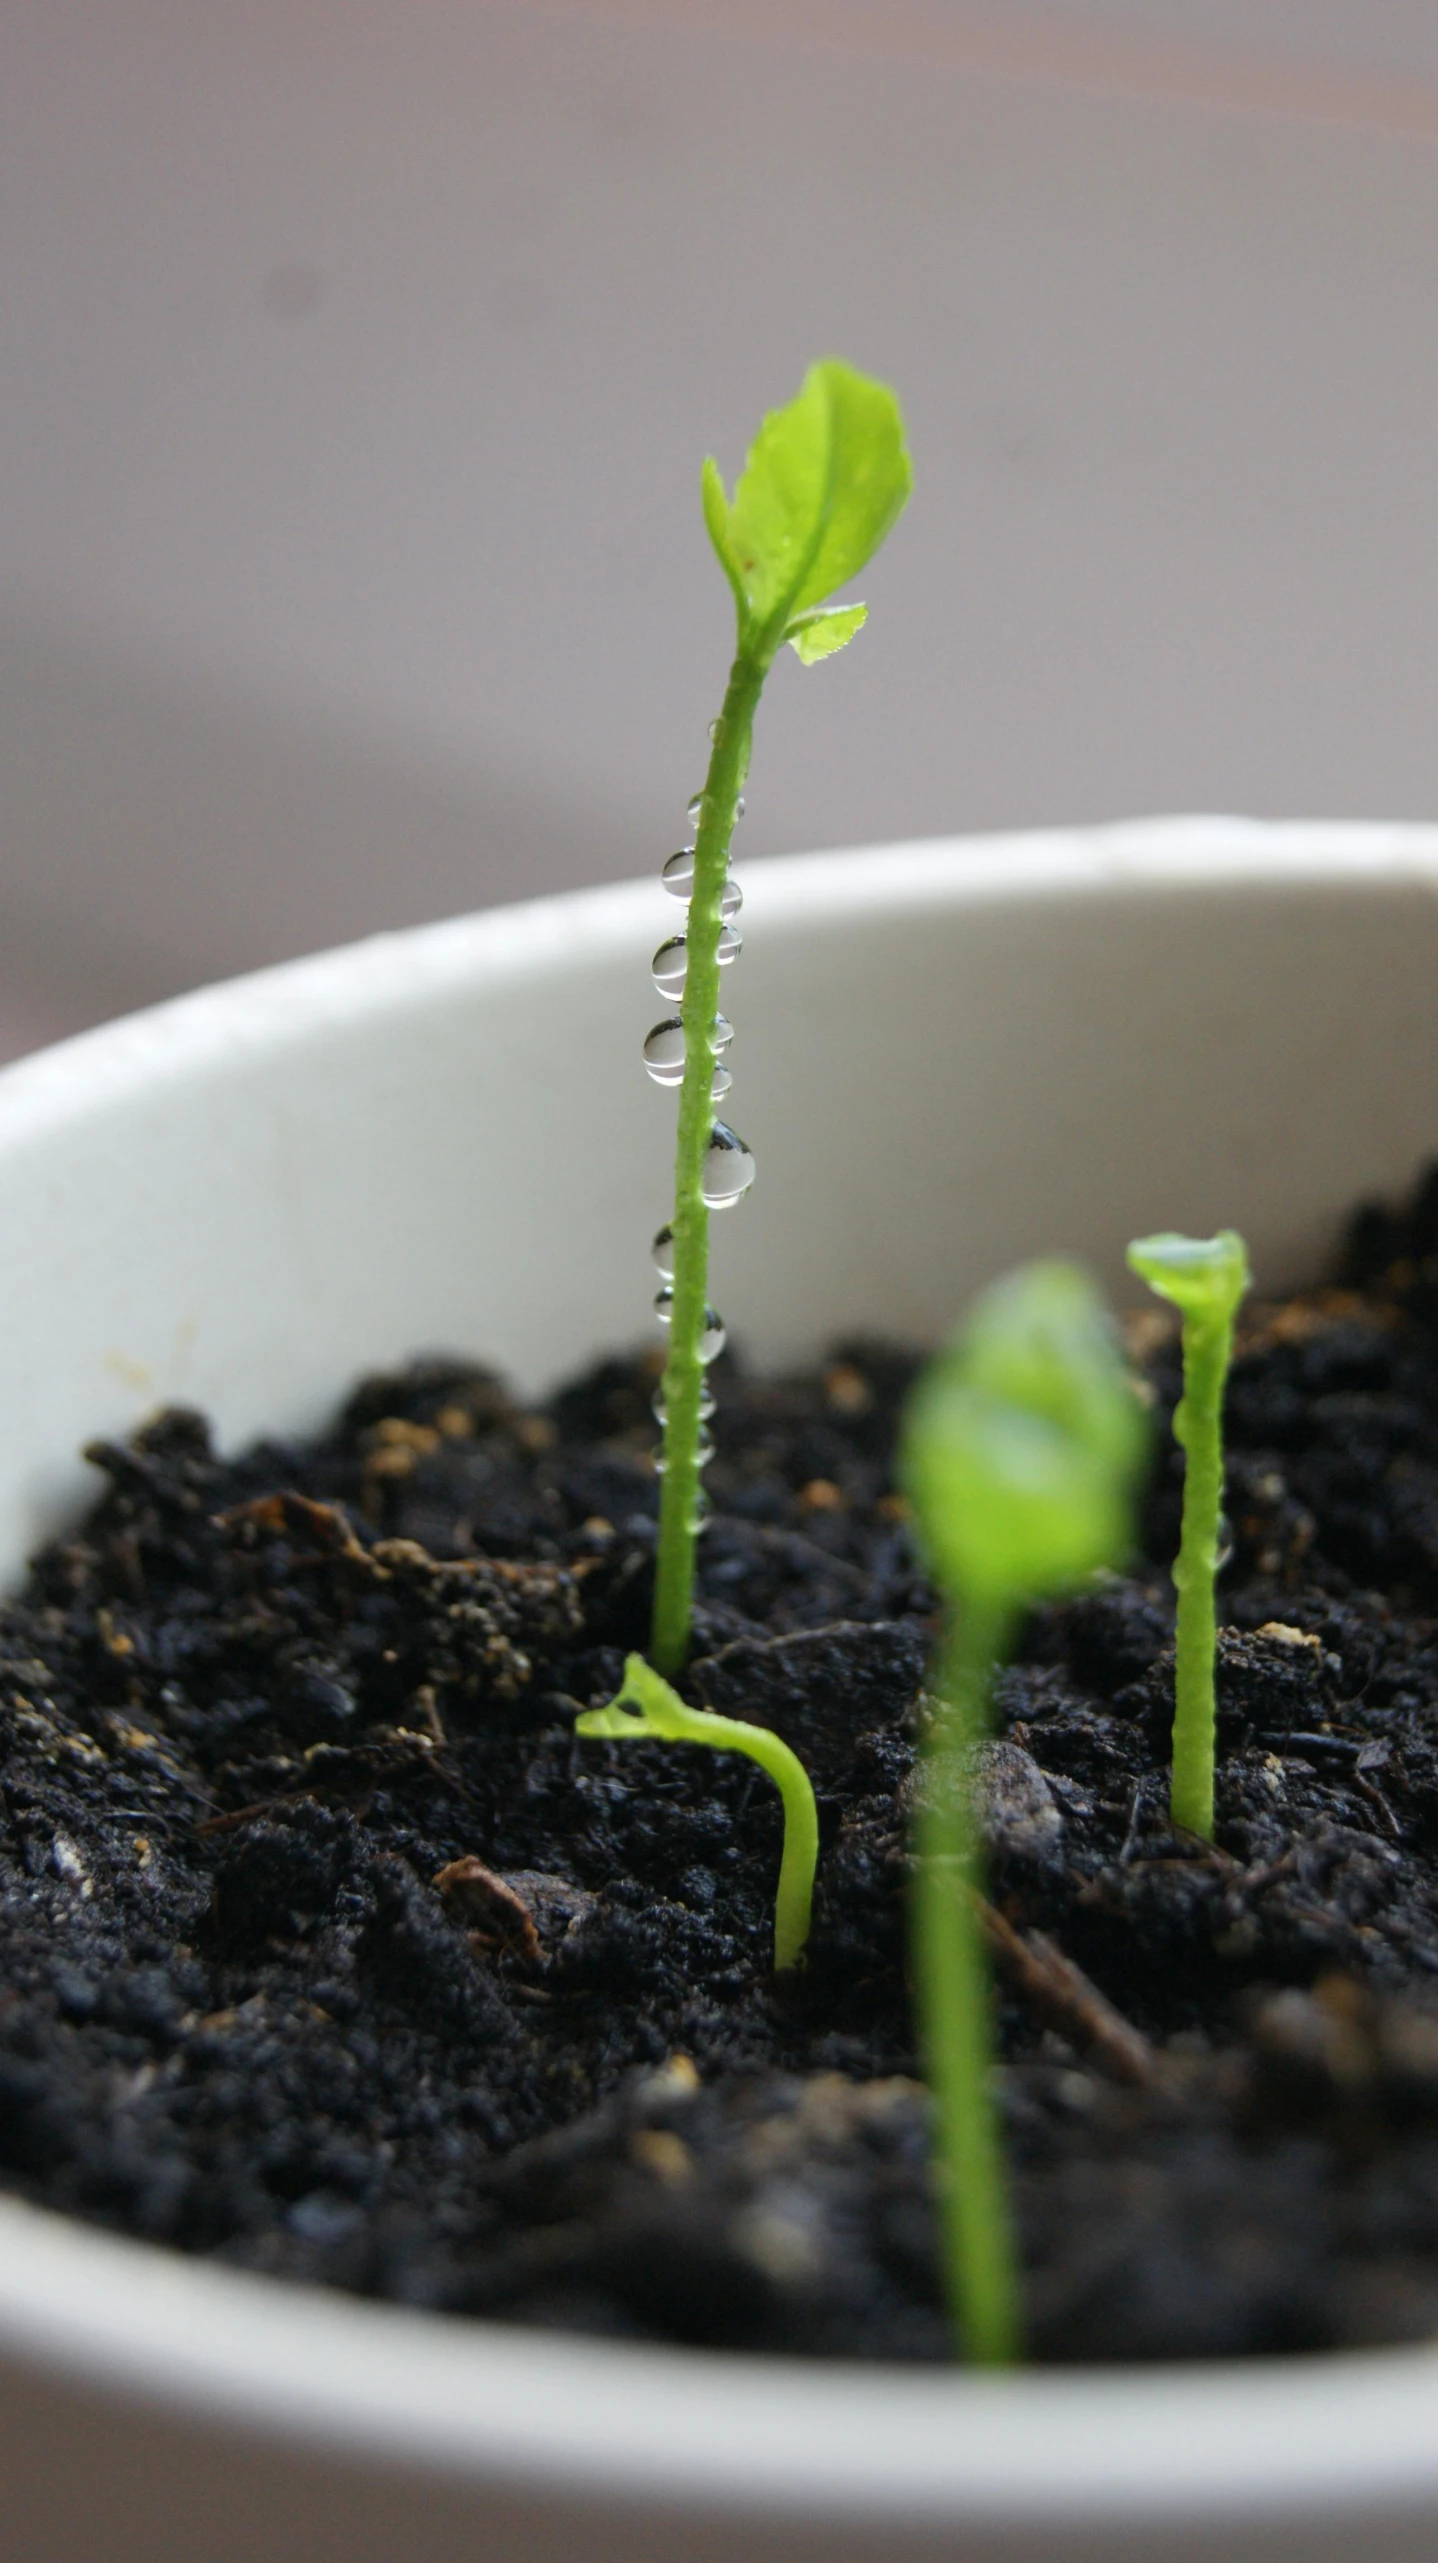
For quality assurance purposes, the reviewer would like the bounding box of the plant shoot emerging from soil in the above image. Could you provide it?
[576,1653,819,1971]
[648,360,912,1675]
[901,1262,1148,2363]
[1126,1230,1251,1841]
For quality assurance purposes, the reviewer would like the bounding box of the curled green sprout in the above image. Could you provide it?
[651,359,912,1674]
[1126,1229,1251,1841]
[575,1653,819,1971]
[901,1261,1148,2364]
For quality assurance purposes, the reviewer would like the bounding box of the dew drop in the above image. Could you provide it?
[652,1381,715,1424]
[716,923,742,966]
[654,1290,726,1361]
[661,851,742,919]
[654,1429,714,1475]
[691,1489,712,1531]
[652,937,687,1000]
[711,1012,734,1054]
[643,1021,735,1097]
[687,787,744,831]
[707,717,723,743]
[702,1124,756,1208]
[643,1018,685,1085]
[651,1224,675,1277]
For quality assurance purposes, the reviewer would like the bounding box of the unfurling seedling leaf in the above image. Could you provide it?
[650,362,912,1675]
[576,1654,819,1972]
[785,602,868,665]
[702,360,912,643]
[1126,1229,1251,1842]
[905,1262,1147,1609]
[901,1261,1148,2366]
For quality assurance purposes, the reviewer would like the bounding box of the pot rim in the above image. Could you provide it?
[4,813,1438,2532]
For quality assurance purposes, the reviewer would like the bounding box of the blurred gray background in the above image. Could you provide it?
[5,0,1438,1056]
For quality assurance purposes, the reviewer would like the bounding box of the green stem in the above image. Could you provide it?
[1169,1313,1232,1841]
[913,1593,1021,2366]
[673,1698,817,1970]
[651,649,768,1675]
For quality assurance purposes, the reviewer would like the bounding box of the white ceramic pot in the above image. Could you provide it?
[3,818,1438,2563]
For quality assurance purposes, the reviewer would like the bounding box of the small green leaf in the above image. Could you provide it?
[1126,1230,1250,1329]
[573,1700,648,1741]
[575,1659,686,1743]
[786,602,868,665]
[701,453,747,621]
[723,359,911,640]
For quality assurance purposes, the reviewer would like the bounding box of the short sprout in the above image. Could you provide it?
[1126,1229,1251,1841]
[901,1260,1148,2365]
[576,1653,818,1971]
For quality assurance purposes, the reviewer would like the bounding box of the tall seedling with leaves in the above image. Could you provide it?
[648,362,912,1674]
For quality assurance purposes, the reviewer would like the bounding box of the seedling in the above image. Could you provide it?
[900,1261,1148,2363]
[648,360,912,1674]
[576,1653,819,1970]
[1126,1229,1251,1840]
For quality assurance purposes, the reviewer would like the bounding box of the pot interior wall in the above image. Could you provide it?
[0,828,1435,1570]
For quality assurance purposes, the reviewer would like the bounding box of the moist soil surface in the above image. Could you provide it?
[13,1191,1438,2362]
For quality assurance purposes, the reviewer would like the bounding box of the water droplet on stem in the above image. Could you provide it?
[652,937,687,1000]
[643,1021,735,1096]
[643,1019,686,1085]
[654,1428,714,1474]
[652,930,740,998]
[661,852,742,918]
[652,1293,726,1362]
[652,1381,715,1423]
[702,1124,756,1207]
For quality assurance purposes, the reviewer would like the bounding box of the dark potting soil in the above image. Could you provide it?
[13,1183,1438,2361]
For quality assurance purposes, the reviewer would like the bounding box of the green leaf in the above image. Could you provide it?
[701,453,747,620]
[722,359,911,640]
[573,1699,648,1741]
[1126,1230,1250,1329]
[575,1657,687,1743]
[785,602,868,665]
